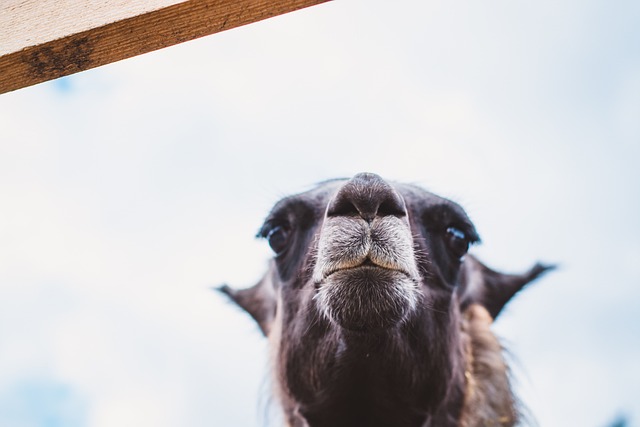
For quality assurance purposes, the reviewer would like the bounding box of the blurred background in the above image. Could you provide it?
[1,0,639,426]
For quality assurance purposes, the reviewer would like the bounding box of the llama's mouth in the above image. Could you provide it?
[323,258,412,281]
[312,212,419,284]
[311,213,421,331]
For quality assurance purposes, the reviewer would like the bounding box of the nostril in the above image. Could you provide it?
[327,198,360,218]
[378,197,407,217]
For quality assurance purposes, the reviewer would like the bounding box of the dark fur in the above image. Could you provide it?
[220,173,553,427]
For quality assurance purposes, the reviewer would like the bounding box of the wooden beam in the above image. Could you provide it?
[0,0,330,94]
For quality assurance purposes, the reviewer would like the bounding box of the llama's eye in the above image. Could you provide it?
[446,227,469,259]
[267,225,289,255]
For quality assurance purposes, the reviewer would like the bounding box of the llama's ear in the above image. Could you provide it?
[458,254,555,319]
[217,268,277,336]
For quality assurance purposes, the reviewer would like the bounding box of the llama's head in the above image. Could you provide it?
[220,173,552,426]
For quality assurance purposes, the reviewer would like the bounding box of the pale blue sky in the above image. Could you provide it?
[1,0,639,426]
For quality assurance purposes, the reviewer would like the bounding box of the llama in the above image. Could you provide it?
[220,173,552,427]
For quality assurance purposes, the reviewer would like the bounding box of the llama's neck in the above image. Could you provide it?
[275,307,467,427]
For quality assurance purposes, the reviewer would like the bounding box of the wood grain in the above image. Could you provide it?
[0,0,330,94]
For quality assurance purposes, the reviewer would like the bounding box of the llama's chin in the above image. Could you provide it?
[315,266,418,332]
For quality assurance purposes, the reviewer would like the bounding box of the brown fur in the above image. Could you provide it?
[460,304,518,427]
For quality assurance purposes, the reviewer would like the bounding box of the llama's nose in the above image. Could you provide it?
[327,173,407,222]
